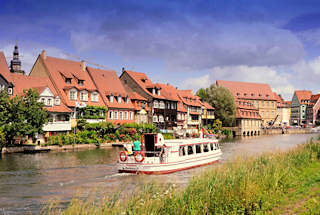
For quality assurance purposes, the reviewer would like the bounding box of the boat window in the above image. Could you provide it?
[210,143,214,151]
[179,146,186,156]
[215,143,219,150]
[196,144,201,154]
[203,144,209,152]
[187,145,193,155]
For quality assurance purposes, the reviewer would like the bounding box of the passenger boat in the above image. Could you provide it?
[118,133,222,174]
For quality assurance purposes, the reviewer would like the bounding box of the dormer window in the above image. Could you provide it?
[266,94,269,98]
[110,94,114,103]
[69,89,77,101]
[47,98,52,106]
[157,89,160,96]
[80,90,88,101]
[55,96,60,106]
[244,93,247,97]
[141,78,146,83]
[118,96,121,103]
[8,87,13,95]
[251,93,254,96]
[152,88,155,95]
[125,96,129,104]
[259,94,262,97]
[65,78,72,84]
[78,80,84,86]
[91,92,99,102]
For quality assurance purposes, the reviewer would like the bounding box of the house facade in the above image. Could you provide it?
[201,102,215,127]
[306,94,320,126]
[216,80,277,126]
[290,90,312,126]
[87,67,135,124]
[129,92,149,124]
[120,70,177,129]
[29,50,106,126]
[274,93,291,126]
[0,52,14,95]
[177,90,202,133]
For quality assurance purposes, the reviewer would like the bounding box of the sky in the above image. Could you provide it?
[1,0,320,100]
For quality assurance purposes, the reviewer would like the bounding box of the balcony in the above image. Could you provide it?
[43,121,72,132]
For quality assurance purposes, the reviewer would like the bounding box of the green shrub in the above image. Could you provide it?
[162,133,174,140]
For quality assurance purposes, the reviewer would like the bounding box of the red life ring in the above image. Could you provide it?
[119,151,128,162]
[134,151,145,163]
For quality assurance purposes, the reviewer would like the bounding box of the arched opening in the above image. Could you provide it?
[243,131,246,136]
[254,131,257,136]
[247,131,250,136]
[232,131,236,137]
[251,131,253,136]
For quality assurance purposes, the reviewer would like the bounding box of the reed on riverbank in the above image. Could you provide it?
[44,136,320,215]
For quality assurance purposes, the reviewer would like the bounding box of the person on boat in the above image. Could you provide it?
[133,138,141,152]
[159,144,167,163]
[124,142,133,156]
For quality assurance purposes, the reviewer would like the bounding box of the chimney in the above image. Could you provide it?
[81,60,86,72]
[41,50,46,60]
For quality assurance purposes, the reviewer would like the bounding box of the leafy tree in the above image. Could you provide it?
[0,128,5,152]
[0,89,48,145]
[207,84,236,127]
[196,88,209,102]
[212,119,222,133]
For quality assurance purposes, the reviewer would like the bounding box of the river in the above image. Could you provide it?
[0,133,317,214]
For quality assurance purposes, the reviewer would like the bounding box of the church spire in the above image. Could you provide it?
[10,43,25,75]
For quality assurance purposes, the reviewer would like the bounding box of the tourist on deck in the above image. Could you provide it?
[133,138,141,152]
[160,144,167,163]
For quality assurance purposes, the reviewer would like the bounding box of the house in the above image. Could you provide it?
[216,80,277,126]
[0,52,14,95]
[290,90,312,126]
[29,50,105,126]
[306,94,320,126]
[120,70,177,129]
[235,99,262,136]
[87,67,135,124]
[128,92,149,124]
[177,90,202,134]
[273,93,291,126]
[201,102,215,127]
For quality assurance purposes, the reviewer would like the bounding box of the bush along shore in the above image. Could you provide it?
[44,136,320,215]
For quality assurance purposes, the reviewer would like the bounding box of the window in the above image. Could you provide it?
[114,111,118,120]
[157,89,161,96]
[237,93,240,96]
[251,93,254,96]
[129,111,133,120]
[119,111,123,120]
[80,90,88,101]
[210,143,214,151]
[124,111,128,120]
[110,95,114,103]
[47,99,52,106]
[65,78,72,84]
[153,115,158,122]
[78,80,84,86]
[91,92,99,102]
[118,96,122,104]
[8,88,13,95]
[203,144,209,152]
[244,93,247,96]
[266,111,269,117]
[179,146,186,156]
[196,144,201,154]
[41,98,45,104]
[159,115,164,122]
[188,145,194,155]
[55,96,60,105]
[108,111,113,119]
[125,96,129,104]
[178,113,181,120]
[153,100,159,108]
[261,111,264,117]
[69,89,77,100]
[159,101,165,109]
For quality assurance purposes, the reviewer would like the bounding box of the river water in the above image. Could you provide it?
[0,133,317,214]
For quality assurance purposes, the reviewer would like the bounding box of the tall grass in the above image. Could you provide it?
[44,138,320,215]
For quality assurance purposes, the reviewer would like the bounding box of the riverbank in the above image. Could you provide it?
[44,136,320,215]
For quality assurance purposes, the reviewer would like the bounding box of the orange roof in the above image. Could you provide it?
[216,80,276,101]
[123,70,165,99]
[310,94,320,104]
[128,92,148,101]
[295,90,312,105]
[45,104,72,113]
[0,52,11,81]
[156,83,179,101]
[177,90,202,107]
[203,102,214,110]
[40,54,105,107]
[177,101,187,112]
[87,67,134,110]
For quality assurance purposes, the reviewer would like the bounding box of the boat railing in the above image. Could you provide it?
[120,150,169,164]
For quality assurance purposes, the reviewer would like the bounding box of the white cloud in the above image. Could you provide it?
[181,74,211,90]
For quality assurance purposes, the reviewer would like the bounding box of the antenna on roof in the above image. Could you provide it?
[64,52,120,74]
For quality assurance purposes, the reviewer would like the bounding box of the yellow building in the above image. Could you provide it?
[201,102,215,126]
[216,80,277,126]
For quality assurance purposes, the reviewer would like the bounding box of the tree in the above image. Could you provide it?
[0,89,48,145]
[207,84,236,127]
[196,88,209,102]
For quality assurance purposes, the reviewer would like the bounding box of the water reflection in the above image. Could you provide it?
[0,133,317,214]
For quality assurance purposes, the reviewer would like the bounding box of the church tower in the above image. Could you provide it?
[10,44,25,75]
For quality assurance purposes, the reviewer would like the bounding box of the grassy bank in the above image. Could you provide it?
[44,137,320,215]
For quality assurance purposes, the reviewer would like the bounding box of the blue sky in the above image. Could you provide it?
[1,0,320,99]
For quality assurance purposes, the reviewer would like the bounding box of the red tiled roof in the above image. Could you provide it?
[177,90,202,107]
[128,92,147,101]
[295,90,312,105]
[203,102,214,110]
[40,54,105,107]
[216,80,276,101]
[87,67,134,110]
[189,111,201,115]
[177,101,187,112]
[156,83,179,101]
[45,104,72,113]
[311,94,320,104]
[123,70,165,99]
[0,52,11,81]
